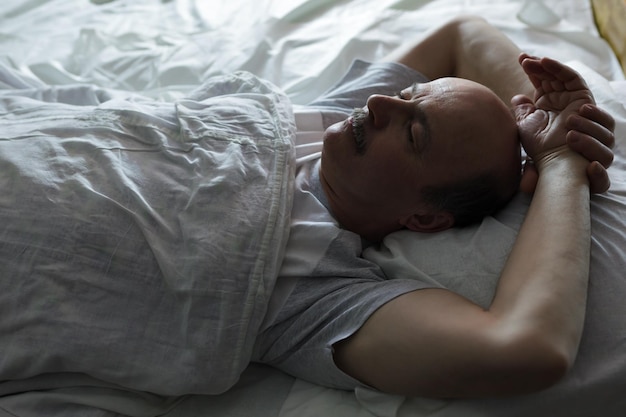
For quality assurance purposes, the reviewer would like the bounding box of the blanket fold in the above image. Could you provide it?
[0,67,296,397]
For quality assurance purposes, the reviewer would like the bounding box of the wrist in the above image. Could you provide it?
[534,146,589,178]
[533,147,591,194]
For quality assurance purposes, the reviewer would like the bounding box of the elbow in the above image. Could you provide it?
[489,332,576,395]
[516,348,572,393]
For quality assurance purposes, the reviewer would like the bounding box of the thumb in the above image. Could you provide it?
[519,159,539,194]
[512,94,549,157]
[511,94,536,123]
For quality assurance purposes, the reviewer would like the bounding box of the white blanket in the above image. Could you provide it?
[0,67,296,404]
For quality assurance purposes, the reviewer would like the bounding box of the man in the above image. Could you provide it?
[0,15,615,412]
[253,16,615,399]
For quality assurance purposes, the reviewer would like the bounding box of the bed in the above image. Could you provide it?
[0,0,625,416]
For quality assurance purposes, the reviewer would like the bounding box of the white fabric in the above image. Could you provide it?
[260,109,333,331]
[292,106,325,161]
[0,68,296,401]
[1,0,626,416]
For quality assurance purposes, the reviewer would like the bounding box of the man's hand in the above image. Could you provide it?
[515,54,594,160]
[513,54,615,194]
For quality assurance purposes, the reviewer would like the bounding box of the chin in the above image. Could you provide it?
[323,120,349,142]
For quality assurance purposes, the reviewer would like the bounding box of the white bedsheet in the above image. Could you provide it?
[1,1,625,416]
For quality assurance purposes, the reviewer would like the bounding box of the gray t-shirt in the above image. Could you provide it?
[252,60,438,390]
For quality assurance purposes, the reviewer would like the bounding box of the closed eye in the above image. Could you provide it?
[393,91,416,144]
[396,83,432,156]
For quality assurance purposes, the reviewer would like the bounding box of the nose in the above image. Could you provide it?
[366,94,409,129]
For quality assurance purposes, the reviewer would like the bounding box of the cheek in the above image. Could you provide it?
[370,140,418,176]
[323,131,420,204]
[357,151,419,200]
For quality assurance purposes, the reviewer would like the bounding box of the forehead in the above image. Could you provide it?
[403,77,490,101]
[401,78,497,144]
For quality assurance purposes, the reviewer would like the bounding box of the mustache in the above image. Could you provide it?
[351,107,367,155]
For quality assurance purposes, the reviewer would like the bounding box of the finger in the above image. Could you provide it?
[587,161,611,194]
[511,94,534,107]
[521,56,590,99]
[519,56,545,90]
[519,159,539,194]
[567,130,614,168]
[518,52,538,63]
[518,54,550,93]
[518,53,541,68]
[511,94,537,123]
[567,112,615,149]
[579,103,616,134]
[539,57,590,91]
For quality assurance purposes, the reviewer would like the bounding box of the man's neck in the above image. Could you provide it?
[309,159,332,212]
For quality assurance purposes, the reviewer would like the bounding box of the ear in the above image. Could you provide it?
[400,212,454,233]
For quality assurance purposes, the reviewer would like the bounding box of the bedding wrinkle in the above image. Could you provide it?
[1,1,626,415]
[0,69,296,396]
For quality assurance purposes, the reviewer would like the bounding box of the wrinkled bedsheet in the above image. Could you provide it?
[1,1,625,416]
[0,66,296,400]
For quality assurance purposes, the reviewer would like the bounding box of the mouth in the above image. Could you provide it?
[350,107,368,155]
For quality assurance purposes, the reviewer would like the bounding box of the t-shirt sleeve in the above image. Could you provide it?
[307,59,431,128]
[253,231,438,391]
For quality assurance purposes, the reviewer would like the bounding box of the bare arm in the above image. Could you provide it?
[333,57,593,398]
[384,16,533,103]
